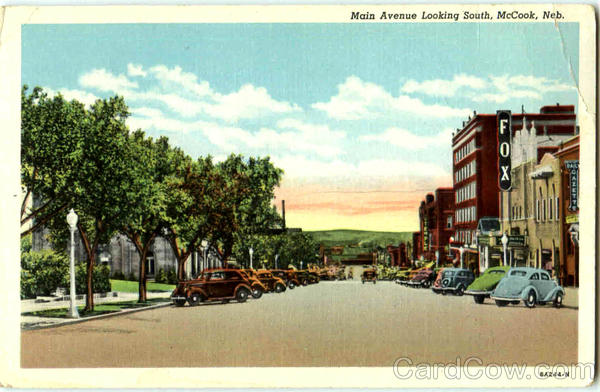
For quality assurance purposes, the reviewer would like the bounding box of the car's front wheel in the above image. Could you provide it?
[302,279,308,286]
[525,290,537,308]
[187,292,202,306]
[288,281,296,290]
[495,300,508,307]
[251,287,263,299]
[473,295,484,304]
[275,283,285,293]
[456,286,464,296]
[553,292,563,308]
[236,287,250,303]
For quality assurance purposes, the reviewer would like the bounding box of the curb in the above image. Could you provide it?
[21,301,173,331]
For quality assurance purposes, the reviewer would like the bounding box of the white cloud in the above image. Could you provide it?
[401,74,486,97]
[206,84,301,122]
[149,65,213,97]
[127,63,147,77]
[360,127,454,150]
[312,76,471,120]
[44,87,100,107]
[401,73,576,104]
[79,68,138,93]
[131,106,164,118]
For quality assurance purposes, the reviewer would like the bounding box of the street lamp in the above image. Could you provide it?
[459,246,464,269]
[300,261,303,270]
[435,250,439,268]
[501,232,509,267]
[249,247,254,269]
[275,254,279,269]
[201,240,208,272]
[66,209,79,319]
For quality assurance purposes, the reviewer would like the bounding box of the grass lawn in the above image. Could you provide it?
[110,279,175,293]
[23,298,170,319]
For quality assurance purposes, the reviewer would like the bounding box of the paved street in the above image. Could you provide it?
[21,281,578,368]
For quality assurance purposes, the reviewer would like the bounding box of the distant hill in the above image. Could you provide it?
[307,229,412,248]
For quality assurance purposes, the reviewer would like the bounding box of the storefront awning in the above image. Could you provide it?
[530,165,554,179]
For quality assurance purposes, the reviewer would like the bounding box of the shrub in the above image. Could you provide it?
[127,272,136,282]
[20,269,37,299]
[166,267,178,284]
[154,268,167,284]
[21,250,69,296]
[112,271,126,280]
[74,262,111,294]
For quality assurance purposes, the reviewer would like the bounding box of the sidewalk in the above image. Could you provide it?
[21,291,172,330]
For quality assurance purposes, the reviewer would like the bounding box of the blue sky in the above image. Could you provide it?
[22,22,580,230]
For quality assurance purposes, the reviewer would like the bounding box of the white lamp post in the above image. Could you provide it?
[459,246,465,269]
[275,254,279,269]
[435,250,440,268]
[200,240,208,272]
[66,209,79,319]
[249,247,254,269]
[300,261,303,270]
[501,233,509,267]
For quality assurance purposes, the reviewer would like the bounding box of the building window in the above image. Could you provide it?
[542,199,547,221]
[536,200,540,222]
[555,197,559,221]
[549,197,553,220]
[446,216,452,228]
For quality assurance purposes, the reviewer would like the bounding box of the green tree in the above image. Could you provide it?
[45,96,137,311]
[164,156,223,280]
[20,86,87,237]
[212,155,283,264]
[120,132,184,302]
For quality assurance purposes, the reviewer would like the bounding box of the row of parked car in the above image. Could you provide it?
[171,267,320,306]
[391,264,565,308]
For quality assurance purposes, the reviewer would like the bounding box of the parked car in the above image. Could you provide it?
[170,269,253,306]
[362,268,377,284]
[256,270,287,293]
[270,269,300,289]
[490,267,565,308]
[240,269,267,299]
[295,270,320,285]
[431,268,474,295]
[406,268,435,288]
[465,265,511,304]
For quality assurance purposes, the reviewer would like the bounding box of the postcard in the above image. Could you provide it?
[0,3,596,389]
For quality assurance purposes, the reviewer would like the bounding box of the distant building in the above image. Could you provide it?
[386,243,409,267]
[416,188,455,264]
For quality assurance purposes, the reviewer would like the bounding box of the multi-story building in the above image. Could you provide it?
[556,135,579,286]
[493,106,577,275]
[416,188,455,264]
[452,105,577,253]
[386,243,410,267]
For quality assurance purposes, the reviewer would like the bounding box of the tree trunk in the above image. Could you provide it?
[86,253,95,311]
[138,245,147,303]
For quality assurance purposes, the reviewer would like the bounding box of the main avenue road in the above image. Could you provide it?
[21,279,578,368]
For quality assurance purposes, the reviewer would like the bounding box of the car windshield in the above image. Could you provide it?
[488,270,506,275]
[443,271,455,277]
[510,270,527,277]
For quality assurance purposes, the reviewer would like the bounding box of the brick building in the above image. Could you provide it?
[453,105,577,250]
[416,188,455,264]
[386,243,410,267]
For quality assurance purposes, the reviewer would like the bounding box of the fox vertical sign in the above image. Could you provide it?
[497,110,512,190]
